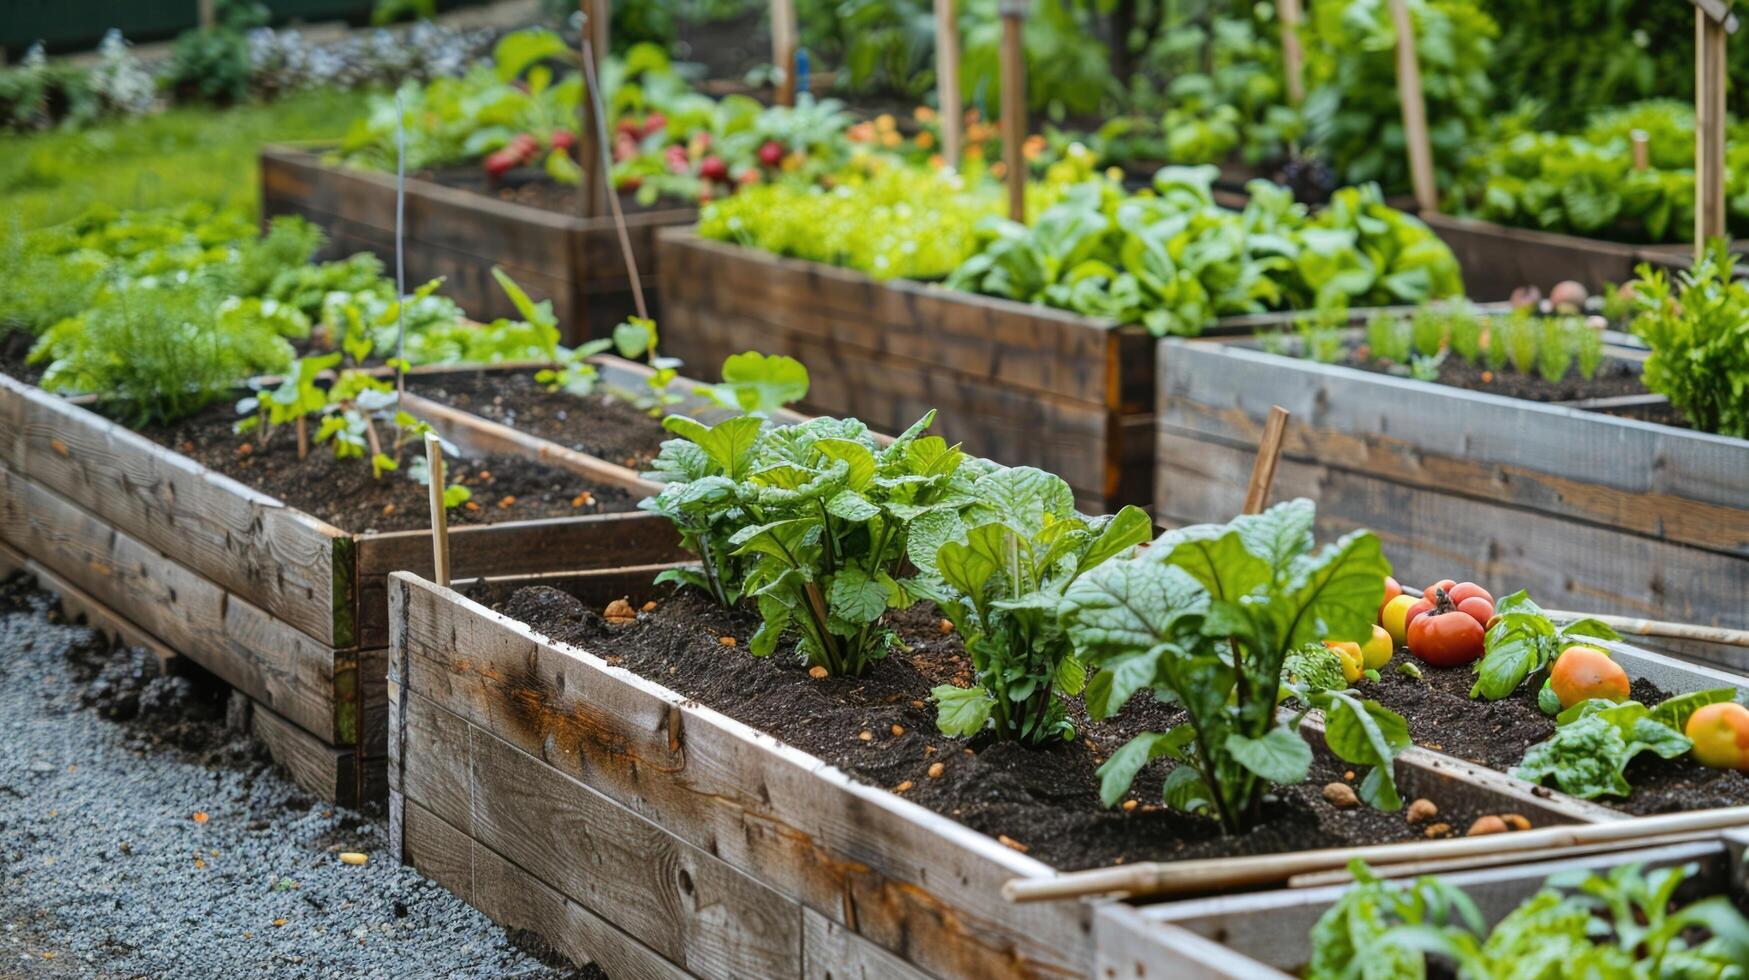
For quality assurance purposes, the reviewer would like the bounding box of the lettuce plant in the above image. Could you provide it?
[1512,689,1736,799]
[928,467,1152,744]
[1308,859,1749,979]
[1061,499,1408,832]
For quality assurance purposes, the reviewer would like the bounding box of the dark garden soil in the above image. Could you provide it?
[496,585,1494,872]
[408,369,671,471]
[1365,657,1749,816]
[0,329,43,384]
[138,400,636,533]
[1339,350,1654,404]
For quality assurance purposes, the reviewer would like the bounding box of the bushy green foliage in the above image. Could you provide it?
[1308,859,1749,978]
[166,28,254,105]
[1513,690,1735,800]
[1626,246,1749,438]
[1347,305,1612,385]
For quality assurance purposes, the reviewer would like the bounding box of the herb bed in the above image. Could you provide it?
[387,567,1617,979]
[261,145,695,345]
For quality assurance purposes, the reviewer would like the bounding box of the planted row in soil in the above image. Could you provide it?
[498,584,1495,872]
[416,168,683,217]
[1363,656,1749,816]
[140,401,636,533]
[1337,349,1687,428]
[408,369,670,472]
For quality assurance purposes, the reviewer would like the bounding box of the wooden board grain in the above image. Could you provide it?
[0,374,352,647]
[389,571,1088,979]
[0,535,178,670]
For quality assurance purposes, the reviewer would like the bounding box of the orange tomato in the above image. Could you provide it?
[1687,703,1749,770]
[1548,646,1630,709]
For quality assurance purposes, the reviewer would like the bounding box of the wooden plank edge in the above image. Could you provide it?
[0,536,178,672]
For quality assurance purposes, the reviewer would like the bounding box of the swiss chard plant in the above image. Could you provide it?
[928,468,1152,744]
[1512,689,1738,799]
[1061,499,1410,833]
[1307,859,1749,979]
[1470,590,1620,701]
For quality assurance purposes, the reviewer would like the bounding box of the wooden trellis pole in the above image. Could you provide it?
[1278,0,1305,104]
[578,0,610,219]
[1694,0,1733,256]
[934,0,963,167]
[772,0,799,105]
[998,0,1028,222]
[1390,0,1438,213]
[197,0,215,30]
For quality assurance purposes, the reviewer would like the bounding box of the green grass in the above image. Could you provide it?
[0,88,373,230]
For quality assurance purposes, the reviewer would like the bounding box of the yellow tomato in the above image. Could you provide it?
[1361,625,1394,671]
[1327,641,1364,685]
[1687,703,1749,770]
[1380,594,1419,646]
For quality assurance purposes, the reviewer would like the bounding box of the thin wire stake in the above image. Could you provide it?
[580,38,649,321]
[394,88,409,397]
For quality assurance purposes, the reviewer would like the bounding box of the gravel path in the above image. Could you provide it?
[0,573,595,979]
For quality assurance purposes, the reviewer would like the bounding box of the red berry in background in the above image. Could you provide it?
[664,145,689,174]
[699,155,729,182]
[641,112,667,137]
[758,139,785,167]
[617,118,641,138]
[613,135,637,162]
[484,150,516,178]
[619,175,642,192]
[550,131,576,154]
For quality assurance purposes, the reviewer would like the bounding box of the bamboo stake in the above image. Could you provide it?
[998,0,1028,222]
[580,37,651,322]
[578,0,610,220]
[424,433,451,588]
[1278,0,1304,105]
[1389,0,1438,213]
[1285,830,1720,888]
[1631,129,1650,171]
[1003,806,1749,902]
[197,0,215,31]
[1695,5,1728,257]
[1242,406,1291,515]
[296,416,308,461]
[934,0,963,168]
[772,0,799,105]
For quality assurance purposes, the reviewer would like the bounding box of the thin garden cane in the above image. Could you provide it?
[578,35,650,321]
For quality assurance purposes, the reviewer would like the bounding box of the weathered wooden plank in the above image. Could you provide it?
[800,908,937,980]
[1157,341,1749,556]
[397,686,800,978]
[352,512,684,648]
[1153,429,1749,672]
[0,460,350,743]
[0,536,177,671]
[389,572,1089,979]
[253,699,358,806]
[1421,212,1663,301]
[1092,904,1279,980]
[0,373,352,647]
[401,797,695,980]
[402,392,652,493]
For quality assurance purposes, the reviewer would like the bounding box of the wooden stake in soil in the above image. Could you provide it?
[580,38,651,321]
[1389,0,1438,213]
[423,433,451,588]
[296,416,308,461]
[1544,610,1749,650]
[1242,406,1291,515]
[578,0,610,220]
[1695,1,1729,256]
[998,0,1029,223]
[772,0,799,105]
[1631,129,1650,171]
[1003,805,1749,902]
[197,0,216,31]
[1278,0,1305,105]
[934,0,963,167]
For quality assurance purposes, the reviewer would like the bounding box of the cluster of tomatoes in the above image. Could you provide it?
[484,131,576,179]
[1376,578,1493,668]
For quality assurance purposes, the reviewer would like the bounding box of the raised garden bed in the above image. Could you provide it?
[655,228,1247,514]
[261,145,696,345]
[1095,831,1749,975]
[0,364,689,807]
[384,560,1684,978]
[1420,212,1692,301]
[1154,338,1749,672]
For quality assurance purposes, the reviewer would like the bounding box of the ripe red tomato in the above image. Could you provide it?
[1408,592,1486,667]
[1447,582,1494,607]
[1405,597,1435,630]
[1457,596,1495,623]
[1423,579,1457,600]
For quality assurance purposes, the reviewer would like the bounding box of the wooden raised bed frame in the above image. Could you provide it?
[0,362,694,807]
[1096,832,1749,976]
[1419,212,1692,301]
[384,562,1740,978]
[260,145,696,345]
[1154,338,1749,672]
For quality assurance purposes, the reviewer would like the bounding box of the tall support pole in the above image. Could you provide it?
[999,0,1028,223]
[1390,0,1438,213]
[198,0,215,30]
[578,0,610,219]
[1696,5,1728,256]
[934,0,963,168]
[772,0,799,105]
[1278,0,1304,104]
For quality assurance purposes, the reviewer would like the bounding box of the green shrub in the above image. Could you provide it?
[1628,246,1749,437]
[167,28,253,104]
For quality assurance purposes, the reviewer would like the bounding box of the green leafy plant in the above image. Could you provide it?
[695,351,811,416]
[1309,859,1749,978]
[1061,499,1409,832]
[1536,317,1577,383]
[1410,307,1447,358]
[166,26,252,105]
[929,471,1152,744]
[1627,246,1749,438]
[1575,322,1605,380]
[1365,311,1412,364]
[1512,691,1736,799]
[1447,310,1484,364]
[1470,590,1620,701]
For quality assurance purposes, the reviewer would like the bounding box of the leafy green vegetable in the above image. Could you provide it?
[1512,698,1697,799]
[928,468,1151,744]
[1626,245,1749,439]
[1470,591,1620,701]
[1309,859,1749,978]
[1061,499,1408,831]
[696,351,811,417]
